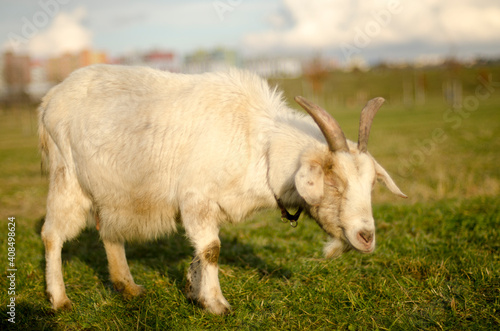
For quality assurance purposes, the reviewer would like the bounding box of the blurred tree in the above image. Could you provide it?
[304,55,328,96]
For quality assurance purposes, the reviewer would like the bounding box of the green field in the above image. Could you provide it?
[0,67,499,330]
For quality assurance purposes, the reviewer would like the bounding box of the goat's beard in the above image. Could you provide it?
[323,237,352,259]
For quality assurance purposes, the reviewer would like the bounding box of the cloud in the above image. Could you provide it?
[28,6,92,58]
[243,0,500,58]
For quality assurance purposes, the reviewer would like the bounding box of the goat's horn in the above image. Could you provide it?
[357,97,385,153]
[295,96,349,153]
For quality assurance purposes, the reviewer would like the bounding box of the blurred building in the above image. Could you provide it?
[28,60,52,101]
[183,47,302,78]
[184,48,239,74]
[344,55,370,72]
[0,49,109,103]
[144,50,179,71]
[46,49,108,83]
[244,57,302,78]
[2,51,31,102]
[117,50,180,72]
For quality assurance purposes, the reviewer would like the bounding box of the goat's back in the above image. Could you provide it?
[38,65,284,240]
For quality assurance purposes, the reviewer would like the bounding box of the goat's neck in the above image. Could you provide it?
[266,118,323,209]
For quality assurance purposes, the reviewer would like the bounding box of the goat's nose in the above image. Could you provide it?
[357,230,374,245]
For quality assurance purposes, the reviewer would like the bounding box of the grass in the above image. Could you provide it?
[0,67,499,330]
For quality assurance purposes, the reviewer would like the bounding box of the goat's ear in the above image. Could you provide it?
[374,160,408,198]
[295,161,324,205]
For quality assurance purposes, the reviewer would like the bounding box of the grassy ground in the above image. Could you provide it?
[0,68,499,330]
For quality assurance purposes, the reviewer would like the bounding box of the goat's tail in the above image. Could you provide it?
[37,88,56,175]
[38,105,50,175]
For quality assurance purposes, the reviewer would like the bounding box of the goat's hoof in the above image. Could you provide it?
[122,284,146,300]
[50,295,73,311]
[202,298,231,315]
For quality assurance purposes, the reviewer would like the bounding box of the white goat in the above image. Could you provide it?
[39,64,406,314]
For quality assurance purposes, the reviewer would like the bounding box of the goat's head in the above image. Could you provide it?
[294,96,407,258]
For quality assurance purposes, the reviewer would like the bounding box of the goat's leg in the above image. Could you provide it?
[182,197,230,314]
[103,240,145,299]
[185,238,230,314]
[42,231,72,310]
[42,166,91,310]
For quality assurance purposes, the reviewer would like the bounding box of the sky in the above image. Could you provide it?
[2,0,500,64]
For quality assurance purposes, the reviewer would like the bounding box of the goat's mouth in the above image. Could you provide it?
[354,244,375,254]
[323,232,375,258]
[346,230,376,254]
[342,229,375,254]
[317,221,376,257]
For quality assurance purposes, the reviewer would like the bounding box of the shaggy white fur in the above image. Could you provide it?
[39,65,405,314]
